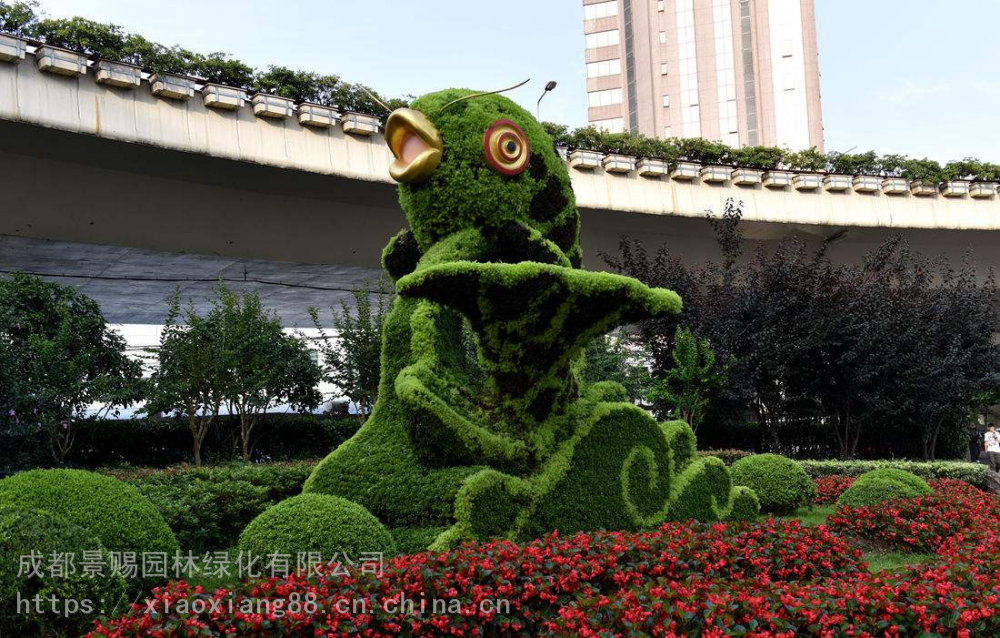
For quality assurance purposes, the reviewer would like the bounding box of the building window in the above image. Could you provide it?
[662,95,670,107]
[676,0,700,137]
[659,30,667,44]
[586,58,622,78]
[658,0,666,10]
[664,126,672,138]
[585,29,620,49]
[660,62,668,75]
[584,0,619,20]
[588,88,623,108]
[592,117,625,133]
[712,0,739,145]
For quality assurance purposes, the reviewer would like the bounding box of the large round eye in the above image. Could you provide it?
[483,119,530,176]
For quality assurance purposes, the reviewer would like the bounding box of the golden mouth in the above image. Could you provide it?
[385,108,443,183]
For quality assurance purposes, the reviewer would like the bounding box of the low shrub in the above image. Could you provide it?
[698,448,753,466]
[0,507,127,637]
[730,453,814,514]
[837,468,932,508]
[0,469,178,558]
[799,459,988,489]
[238,493,395,560]
[101,461,315,551]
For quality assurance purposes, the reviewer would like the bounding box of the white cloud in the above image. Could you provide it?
[871,79,951,105]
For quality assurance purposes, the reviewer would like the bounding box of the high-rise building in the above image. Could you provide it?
[582,0,823,151]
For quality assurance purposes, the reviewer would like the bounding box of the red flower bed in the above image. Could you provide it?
[90,482,1000,638]
[812,474,856,505]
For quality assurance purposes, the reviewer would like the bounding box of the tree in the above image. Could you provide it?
[310,280,393,423]
[145,292,227,467]
[582,327,651,403]
[648,326,725,432]
[212,287,322,460]
[0,273,142,465]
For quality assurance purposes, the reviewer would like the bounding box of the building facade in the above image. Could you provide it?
[583,0,823,151]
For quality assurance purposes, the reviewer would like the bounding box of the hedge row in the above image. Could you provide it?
[100,462,315,552]
[1,414,359,474]
[542,124,998,183]
[0,2,404,114]
[799,459,989,489]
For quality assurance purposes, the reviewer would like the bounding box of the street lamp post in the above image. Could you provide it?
[536,80,557,120]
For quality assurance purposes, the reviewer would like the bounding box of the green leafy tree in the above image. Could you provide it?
[0,273,142,466]
[310,280,393,423]
[648,326,725,432]
[144,292,227,467]
[0,0,37,35]
[212,286,322,460]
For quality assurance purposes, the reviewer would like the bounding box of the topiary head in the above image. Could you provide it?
[383,88,580,264]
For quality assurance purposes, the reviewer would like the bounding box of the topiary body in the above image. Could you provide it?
[0,507,128,636]
[238,493,395,559]
[0,469,178,557]
[837,468,931,508]
[730,454,814,515]
[304,88,748,549]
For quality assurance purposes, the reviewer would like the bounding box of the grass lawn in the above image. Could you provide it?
[864,551,936,572]
[777,505,836,526]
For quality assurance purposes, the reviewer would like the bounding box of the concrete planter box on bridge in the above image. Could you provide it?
[763,170,793,189]
[852,175,881,193]
[670,161,699,180]
[149,73,195,101]
[341,112,381,135]
[602,153,635,173]
[792,174,822,191]
[699,165,730,183]
[203,83,247,110]
[942,180,970,198]
[969,182,997,199]
[731,168,762,186]
[555,145,569,161]
[636,158,668,177]
[910,181,938,197]
[252,94,295,119]
[0,34,27,63]
[568,149,603,170]
[94,60,141,88]
[881,177,909,195]
[823,174,852,192]
[298,103,339,128]
[36,45,87,77]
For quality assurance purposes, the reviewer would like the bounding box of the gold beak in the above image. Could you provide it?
[385,108,443,183]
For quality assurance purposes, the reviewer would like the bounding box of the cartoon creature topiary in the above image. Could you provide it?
[303,87,751,548]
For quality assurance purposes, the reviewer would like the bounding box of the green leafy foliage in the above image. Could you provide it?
[648,326,724,432]
[724,485,761,522]
[0,507,127,636]
[238,493,395,558]
[582,327,651,404]
[799,459,989,489]
[311,280,393,422]
[0,0,37,35]
[0,273,143,469]
[837,468,932,508]
[730,454,815,515]
[0,469,177,594]
[698,448,753,466]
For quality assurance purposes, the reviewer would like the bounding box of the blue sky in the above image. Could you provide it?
[36,0,1000,162]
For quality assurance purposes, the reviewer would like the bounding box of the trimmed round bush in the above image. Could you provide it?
[730,454,814,515]
[0,469,178,557]
[837,469,931,509]
[725,485,761,522]
[239,494,395,559]
[0,507,127,636]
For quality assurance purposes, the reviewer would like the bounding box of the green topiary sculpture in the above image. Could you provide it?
[238,493,396,559]
[303,88,753,549]
[730,454,815,515]
[837,468,931,509]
